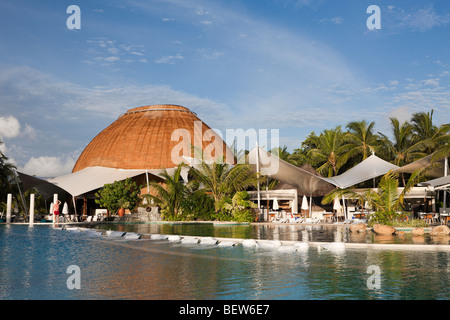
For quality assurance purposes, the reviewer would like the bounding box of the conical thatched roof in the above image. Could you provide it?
[72,104,234,172]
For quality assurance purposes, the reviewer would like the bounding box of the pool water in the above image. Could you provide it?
[1,225,449,300]
[95,222,447,245]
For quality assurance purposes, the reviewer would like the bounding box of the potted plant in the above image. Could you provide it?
[117,199,130,217]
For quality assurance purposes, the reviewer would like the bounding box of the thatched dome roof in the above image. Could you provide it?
[72,104,234,172]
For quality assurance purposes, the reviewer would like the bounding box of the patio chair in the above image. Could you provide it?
[335,211,345,222]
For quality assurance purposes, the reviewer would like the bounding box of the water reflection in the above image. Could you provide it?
[95,222,448,245]
[1,225,450,300]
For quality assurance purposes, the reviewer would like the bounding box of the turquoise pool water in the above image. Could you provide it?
[1,225,449,300]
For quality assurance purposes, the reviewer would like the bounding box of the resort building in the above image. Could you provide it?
[15,104,449,223]
[19,104,235,219]
[247,146,449,222]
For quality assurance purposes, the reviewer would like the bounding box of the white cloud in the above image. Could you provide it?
[83,37,146,66]
[0,116,21,138]
[319,16,343,24]
[21,156,76,177]
[0,65,233,175]
[155,53,184,64]
[385,5,450,32]
[423,78,440,86]
[388,106,411,124]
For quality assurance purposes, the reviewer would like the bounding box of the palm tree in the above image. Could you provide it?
[0,140,17,209]
[148,163,188,219]
[411,110,438,141]
[291,132,320,167]
[188,161,258,213]
[307,126,350,177]
[411,110,448,155]
[271,145,303,166]
[430,123,450,162]
[345,120,379,161]
[378,118,430,166]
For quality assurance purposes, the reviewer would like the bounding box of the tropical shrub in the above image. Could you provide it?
[180,189,215,221]
[220,191,257,222]
[95,178,141,215]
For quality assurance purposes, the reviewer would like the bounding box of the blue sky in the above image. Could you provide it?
[0,0,449,177]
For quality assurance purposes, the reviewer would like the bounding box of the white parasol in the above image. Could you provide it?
[62,202,69,214]
[333,197,341,212]
[301,195,309,210]
[272,197,279,210]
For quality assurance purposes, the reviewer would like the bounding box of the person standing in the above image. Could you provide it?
[53,200,61,223]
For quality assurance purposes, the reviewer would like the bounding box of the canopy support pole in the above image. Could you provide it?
[309,194,312,218]
[444,157,448,215]
[72,196,78,221]
[255,142,261,211]
[342,196,347,220]
[146,169,150,194]
[13,170,28,220]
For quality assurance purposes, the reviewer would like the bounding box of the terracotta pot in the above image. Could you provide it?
[118,208,125,217]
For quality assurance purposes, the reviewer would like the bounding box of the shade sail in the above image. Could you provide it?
[48,166,153,196]
[419,175,450,189]
[247,147,334,195]
[395,154,449,179]
[17,171,68,199]
[323,154,399,189]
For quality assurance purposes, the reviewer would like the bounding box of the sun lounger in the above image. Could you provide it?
[150,234,168,240]
[124,232,141,240]
[181,237,199,244]
[199,237,218,245]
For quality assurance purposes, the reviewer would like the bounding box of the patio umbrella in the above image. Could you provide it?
[273,197,279,210]
[301,195,309,211]
[333,198,341,212]
[62,202,69,214]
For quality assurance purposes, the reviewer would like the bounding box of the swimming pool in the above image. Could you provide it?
[0,225,449,300]
[94,222,447,245]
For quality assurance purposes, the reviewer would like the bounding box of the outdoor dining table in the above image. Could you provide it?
[352,212,367,219]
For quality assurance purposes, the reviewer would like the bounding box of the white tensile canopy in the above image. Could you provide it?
[47,166,149,197]
[46,166,191,197]
[247,147,333,195]
[396,154,448,179]
[419,175,450,190]
[247,146,448,218]
[323,154,399,189]
[248,147,448,191]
